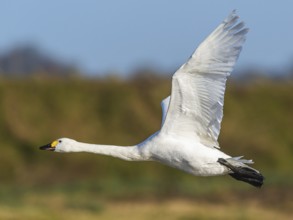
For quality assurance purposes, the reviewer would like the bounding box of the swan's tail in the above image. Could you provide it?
[218,157,264,188]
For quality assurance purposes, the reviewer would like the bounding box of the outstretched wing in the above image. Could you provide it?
[161,11,248,148]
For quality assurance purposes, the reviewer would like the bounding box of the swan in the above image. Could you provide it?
[40,11,264,187]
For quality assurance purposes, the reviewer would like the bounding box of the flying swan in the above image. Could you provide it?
[40,11,264,187]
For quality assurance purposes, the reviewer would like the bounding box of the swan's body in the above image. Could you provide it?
[40,11,264,187]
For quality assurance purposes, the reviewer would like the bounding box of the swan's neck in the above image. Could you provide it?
[63,141,144,161]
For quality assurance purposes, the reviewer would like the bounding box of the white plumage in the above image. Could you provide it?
[40,11,264,187]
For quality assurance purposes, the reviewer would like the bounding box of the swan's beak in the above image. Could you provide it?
[39,143,55,151]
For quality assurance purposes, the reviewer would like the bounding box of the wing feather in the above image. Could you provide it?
[160,96,170,127]
[161,11,248,148]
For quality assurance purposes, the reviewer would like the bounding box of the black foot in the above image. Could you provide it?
[218,158,264,188]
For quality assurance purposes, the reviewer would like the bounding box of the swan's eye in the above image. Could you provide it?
[59,140,62,143]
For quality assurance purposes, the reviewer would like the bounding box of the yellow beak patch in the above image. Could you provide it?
[51,140,59,148]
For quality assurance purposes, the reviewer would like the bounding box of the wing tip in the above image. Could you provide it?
[222,11,249,39]
[224,10,239,23]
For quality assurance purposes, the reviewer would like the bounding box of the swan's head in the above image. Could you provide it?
[39,138,76,152]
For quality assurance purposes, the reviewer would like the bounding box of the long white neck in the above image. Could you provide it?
[62,141,145,161]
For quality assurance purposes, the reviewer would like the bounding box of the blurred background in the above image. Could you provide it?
[0,1,292,219]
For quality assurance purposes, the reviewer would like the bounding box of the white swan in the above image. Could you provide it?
[40,11,264,187]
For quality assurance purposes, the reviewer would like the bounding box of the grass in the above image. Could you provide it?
[0,76,292,219]
[0,186,292,220]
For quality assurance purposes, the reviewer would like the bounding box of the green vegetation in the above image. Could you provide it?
[0,76,292,219]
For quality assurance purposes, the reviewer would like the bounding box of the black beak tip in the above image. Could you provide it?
[39,144,55,151]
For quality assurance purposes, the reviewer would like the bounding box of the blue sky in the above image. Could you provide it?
[0,0,292,75]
